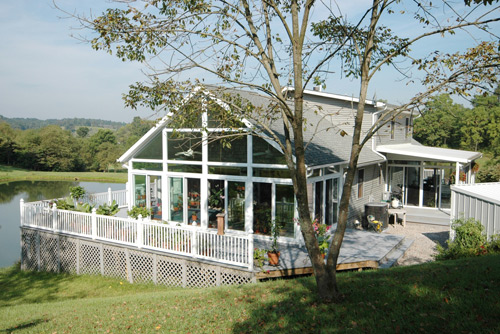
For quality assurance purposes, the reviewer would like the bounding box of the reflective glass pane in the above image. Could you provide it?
[208,180,225,228]
[150,176,162,220]
[252,136,286,164]
[276,185,294,237]
[314,181,323,221]
[135,131,162,159]
[253,168,290,178]
[169,177,183,222]
[134,175,147,208]
[187,178,201,226]
[168,164,202,173]
[167,132,202,161]
[253,182,272,236]
[208,166,247,176]
[228,181,245,231]
[133,162,162,171]
[208,135,247,163]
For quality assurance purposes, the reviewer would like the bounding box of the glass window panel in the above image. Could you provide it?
[314,181,323,221]
[357,169,364,199]
[208,134,247,163]
[227,181,245,231]
[253,182,272,236]
[150,176,162,220]
[276,185,295,238]
[167,132,202,161]
[135,131,163,159]
[132,162,162,171]
[169,177,183,223]
[326,178,339,225]
[167,99,203,128]
[253,168,290,178]
[134,175,147,208]
[252,136,286,164]
[187,178,201,226]
[208,166,247,176]
[406,167,420,206]
[208,180,225,228]
[168,164,202,173]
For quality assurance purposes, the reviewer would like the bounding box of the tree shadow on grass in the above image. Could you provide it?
[0,263,77,307]
[0,318,46,333]
[231,255,500,333]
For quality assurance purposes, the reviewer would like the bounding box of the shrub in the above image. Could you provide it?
[69,186,86,200]
[96,200,119,216]
[435,217,486,260]
[127,206,153,219]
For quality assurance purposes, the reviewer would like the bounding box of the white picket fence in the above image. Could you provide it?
[20,199,254,270]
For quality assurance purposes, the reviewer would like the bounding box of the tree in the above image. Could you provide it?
[0,122,17,165]
[76,126,90,138]
[71,0,500,301]
[85,129,118,171]
[413,94,465,148]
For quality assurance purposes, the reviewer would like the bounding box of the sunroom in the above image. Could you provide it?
[119,94,345,243]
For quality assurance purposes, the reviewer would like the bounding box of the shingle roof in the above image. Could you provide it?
[216,87,384,167]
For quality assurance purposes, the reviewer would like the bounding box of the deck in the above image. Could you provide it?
[404,206,450,226]
[254,228,411,279]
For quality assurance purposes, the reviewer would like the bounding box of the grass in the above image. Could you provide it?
[0,165,127,184]
[1,255,499,333]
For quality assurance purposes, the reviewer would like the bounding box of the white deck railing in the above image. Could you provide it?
[81,189,128,207]
[20,199,253,270]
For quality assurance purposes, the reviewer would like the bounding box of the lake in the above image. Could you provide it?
[0,181,125,268]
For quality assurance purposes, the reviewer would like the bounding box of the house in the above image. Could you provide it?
[118,86,481,244]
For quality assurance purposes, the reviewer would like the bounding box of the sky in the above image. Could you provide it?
[0,1,497,123]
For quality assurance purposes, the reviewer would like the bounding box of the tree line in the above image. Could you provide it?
[414,88,500,182]
[0,117,154,172]
[0,115,126,131]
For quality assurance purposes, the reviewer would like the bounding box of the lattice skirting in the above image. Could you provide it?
[21,228,256,288]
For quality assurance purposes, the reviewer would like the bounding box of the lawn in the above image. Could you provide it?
[0,165,127,184]
[1,255,499,333]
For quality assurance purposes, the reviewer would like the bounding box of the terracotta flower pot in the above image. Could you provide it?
[267,251,280,266]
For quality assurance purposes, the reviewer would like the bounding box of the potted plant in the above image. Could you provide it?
[267,220,281,266]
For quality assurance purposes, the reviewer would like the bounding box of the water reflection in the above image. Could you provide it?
[0,181,78,204]
[0,181,125,268]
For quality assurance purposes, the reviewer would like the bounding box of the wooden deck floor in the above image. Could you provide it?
[254,228,406,279]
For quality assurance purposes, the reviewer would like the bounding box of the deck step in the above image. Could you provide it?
[378,237,415,269]
[406,215,449,226]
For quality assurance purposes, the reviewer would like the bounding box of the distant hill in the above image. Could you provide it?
[0,115,126,131]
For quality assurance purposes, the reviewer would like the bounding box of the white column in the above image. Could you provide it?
[455,162,460,185]
[245,133,253,234]
[52,203,58,231]
[20,199,24,227]
[137,215,143,248]
[91,208,97,240]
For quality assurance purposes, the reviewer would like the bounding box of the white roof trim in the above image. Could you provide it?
[451,182,500,206]
[376,143,481,164]
[283,87,386,108]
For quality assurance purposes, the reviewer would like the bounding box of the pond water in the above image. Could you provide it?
[0,181,125,268]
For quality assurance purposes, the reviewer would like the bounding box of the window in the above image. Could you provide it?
[390,120,395,140]
[357,169,364,199]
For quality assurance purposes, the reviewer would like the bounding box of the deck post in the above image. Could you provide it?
[52,203,57,231]
[108,187,112,205]
[191,229,198,257]
[20,199,24,227]
[248,234,254,271]
[137,215,143,249]
[91,208,97,240]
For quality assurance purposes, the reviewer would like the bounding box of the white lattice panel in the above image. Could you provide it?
[21,229,37,271]
[103,246,127,280]
[221,271,253,286]
[130,251,154,283]
[157,256,183,287]
[21,228,256,289]
[187,264,217,288]
[59,237,77,273]
[80,243,101,275]
[40,234,58,272]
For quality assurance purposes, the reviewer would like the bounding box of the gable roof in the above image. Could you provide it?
[118,86,385,167]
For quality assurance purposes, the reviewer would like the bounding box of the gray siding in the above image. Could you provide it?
[302,94,378,139]
[451,188,500,239]
[375,113,412,146]
[348,163,386,224]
